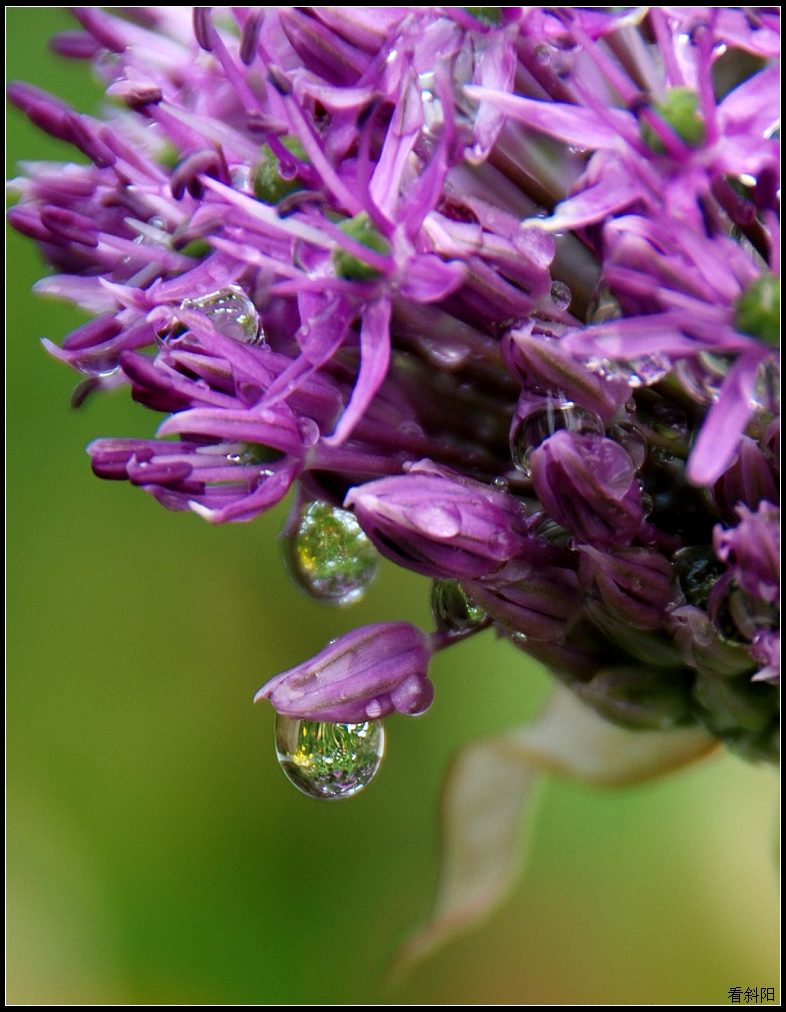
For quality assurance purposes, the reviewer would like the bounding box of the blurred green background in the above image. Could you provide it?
[6,8,779,1004]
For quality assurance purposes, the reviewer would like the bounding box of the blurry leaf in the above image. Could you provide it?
[392,684,718,974]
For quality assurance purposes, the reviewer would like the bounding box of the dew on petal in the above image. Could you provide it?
[511,397,604,475]
[180,285,263,344]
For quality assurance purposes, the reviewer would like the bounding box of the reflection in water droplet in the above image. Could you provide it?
[510,397,604,475]
[180,285,263,344]
[285,500,378,605]
[274,715,384,799]
[431,579,487,634]
[550,280,572,311]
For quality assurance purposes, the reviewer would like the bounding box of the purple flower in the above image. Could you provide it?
[466,562,582,643]
[7,6,779,770]
[578,545,676,632]
[345,462,532,579]
[714,502,780,606]
[529,432,645,547]
[255,622,434,722]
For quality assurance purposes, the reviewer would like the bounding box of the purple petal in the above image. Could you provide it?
[255,622,434,722]
[687,352,763,486]
[325,298,391,446]
[464,85,632,149]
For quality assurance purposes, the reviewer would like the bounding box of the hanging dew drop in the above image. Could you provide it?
[180,285,263,344]
[285,500,378,605]
[510,397,604,475]
[274,715,385,799]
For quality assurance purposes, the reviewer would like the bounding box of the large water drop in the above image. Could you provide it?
[274,715,385,799]
[180,285,263,344]
[285,500,378,605]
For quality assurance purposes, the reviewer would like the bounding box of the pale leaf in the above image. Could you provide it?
[391,684,718,975]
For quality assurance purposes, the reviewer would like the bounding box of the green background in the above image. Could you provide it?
[6,8,779,1004]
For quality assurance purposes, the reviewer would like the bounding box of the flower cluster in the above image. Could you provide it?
[9,7,779,764]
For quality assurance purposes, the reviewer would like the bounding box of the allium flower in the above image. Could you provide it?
[9,5,779,959]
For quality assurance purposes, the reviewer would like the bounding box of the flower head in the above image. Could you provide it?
[8,8,779,772]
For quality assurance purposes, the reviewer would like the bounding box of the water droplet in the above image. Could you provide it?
[586,354,671,388]
[533,515,572,546]
[491,476,509,492]
[297,417,320,446]
[417,70,449,136]
[674,546,725,609]
[397,419,425,440]
[274,715,384,799]
[230,164,252,192]
[431,579,487,634]
[510,397,604,475]
[607,420,647,470]
[180,285,263,344]
[550,280,572,311]
[750,357,780,413]
[285,500,378,605]
[128,215,170,247]
[411,502,462,539]
[587,285,621,324]
[421,338,470,369]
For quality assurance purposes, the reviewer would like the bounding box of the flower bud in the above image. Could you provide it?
[505,322,628,422]
[751,630,780,684]
[509,617,610,682]
[713,436,778,521]
[585,602,683,669]
[575,665,694,731]
[578,545,676,631]
[255,622,434,722]
[467,565,581,642]
[667,605,756,680]
[345,465,530,579]
[529,431,644,546]
[714,502,780,605]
